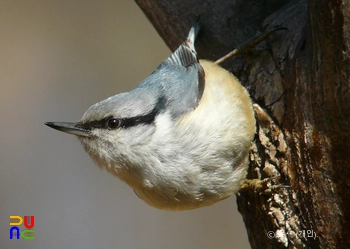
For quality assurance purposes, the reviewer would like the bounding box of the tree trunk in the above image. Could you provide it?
[135,0,350,248]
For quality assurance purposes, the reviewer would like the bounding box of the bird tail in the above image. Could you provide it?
[166,18,201,68]
[186,17,201,52]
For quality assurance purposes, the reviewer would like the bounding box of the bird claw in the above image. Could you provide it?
[240,177,290,194]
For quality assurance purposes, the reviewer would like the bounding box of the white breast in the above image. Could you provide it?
[131,60,256,210]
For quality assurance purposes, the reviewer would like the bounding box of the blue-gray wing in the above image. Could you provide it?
[136,22,204,119]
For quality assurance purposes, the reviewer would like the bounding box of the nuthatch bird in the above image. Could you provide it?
[46,22,256,210]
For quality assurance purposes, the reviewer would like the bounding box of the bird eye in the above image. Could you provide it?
[107,118,120,130]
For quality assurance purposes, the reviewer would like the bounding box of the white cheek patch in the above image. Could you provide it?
[152,112,175,142]
[125,125,156,146]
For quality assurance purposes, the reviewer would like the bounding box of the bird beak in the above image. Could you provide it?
[45,122,90,137]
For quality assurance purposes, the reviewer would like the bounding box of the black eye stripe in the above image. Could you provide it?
[119,111,156,128]
[76,110,158,131]
[76,118,108,130]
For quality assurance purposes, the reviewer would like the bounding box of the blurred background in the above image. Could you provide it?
[0,1,250,248]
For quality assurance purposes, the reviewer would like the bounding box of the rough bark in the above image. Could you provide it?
[136,0,350,248]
